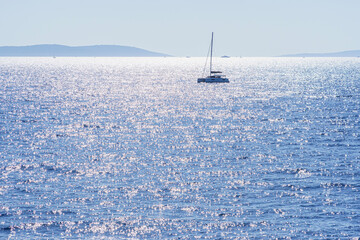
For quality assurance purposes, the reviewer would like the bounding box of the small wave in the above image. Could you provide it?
[294,168,312,178]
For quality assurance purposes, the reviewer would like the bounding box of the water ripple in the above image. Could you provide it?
[0,57,359,238]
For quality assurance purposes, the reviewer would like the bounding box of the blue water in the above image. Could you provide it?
[0,57,359,239]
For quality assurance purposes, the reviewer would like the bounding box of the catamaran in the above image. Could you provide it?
[198,32,229,83]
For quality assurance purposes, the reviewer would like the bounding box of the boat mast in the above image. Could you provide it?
[210,32,213,76]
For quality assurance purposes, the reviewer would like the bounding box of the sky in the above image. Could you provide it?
[0,0,360,57]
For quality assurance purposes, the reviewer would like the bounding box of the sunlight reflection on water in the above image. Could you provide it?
[0,57,359,238]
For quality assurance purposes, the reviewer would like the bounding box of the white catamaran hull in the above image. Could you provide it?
[197,77,229,83]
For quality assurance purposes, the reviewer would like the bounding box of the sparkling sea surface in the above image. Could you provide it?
[0,57,359,239]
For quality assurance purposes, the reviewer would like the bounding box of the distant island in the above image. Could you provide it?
[0,44,170,57]
[280,50,360,57]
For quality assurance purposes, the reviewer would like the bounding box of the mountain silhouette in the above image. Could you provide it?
[0,44,170,57]
[280,50,360,57]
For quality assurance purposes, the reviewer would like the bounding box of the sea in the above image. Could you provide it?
[0,57,359,239]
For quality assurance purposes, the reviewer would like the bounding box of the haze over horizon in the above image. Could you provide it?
[1,0,359,57]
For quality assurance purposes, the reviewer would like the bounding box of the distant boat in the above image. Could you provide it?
[221,55,230,58]
[198,32,229,83]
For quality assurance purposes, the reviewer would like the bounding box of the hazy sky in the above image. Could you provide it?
[1,0,359,56]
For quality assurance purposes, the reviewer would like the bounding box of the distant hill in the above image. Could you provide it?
[280,50,360,57]
[0,44,170,57]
